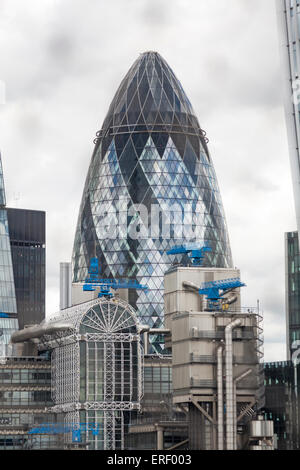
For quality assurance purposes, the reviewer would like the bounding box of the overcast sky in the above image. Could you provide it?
[0,0,293,362]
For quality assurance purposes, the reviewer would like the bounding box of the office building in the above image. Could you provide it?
[0,355,55,450]
[285,232,300,359]
[72,51,233,354]
[1,49,276,451]
[7,208,45,330]
[276,1,300,361]
[163,263,265,450]
[264,361,300,450]
[12,297,144,450]
[276,1,300,241]
[11,253,272,450]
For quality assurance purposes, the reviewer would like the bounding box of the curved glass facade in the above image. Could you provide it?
[0,155,18,356]
[72,51,232,353]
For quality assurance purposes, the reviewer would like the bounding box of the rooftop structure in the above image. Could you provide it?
[12,297,144,450]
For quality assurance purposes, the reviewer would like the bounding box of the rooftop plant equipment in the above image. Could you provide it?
[198,277,246,311]
[83,257,148,298]
[166,244,212,266]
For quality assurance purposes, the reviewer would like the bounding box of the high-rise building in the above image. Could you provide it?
[72,51,232,353]
[276,1,300,239]
[264,361,300,450]
[285,232,300,359]
[276,1,300,359]
[0,154,46,344]
[0,355,55,450]
[0,155,18,356]
[6,208,45,330]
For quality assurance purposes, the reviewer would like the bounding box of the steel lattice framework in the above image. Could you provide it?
[39,298,143,450]
[51,342,80,405]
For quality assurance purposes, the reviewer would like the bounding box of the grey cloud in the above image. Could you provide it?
[229,170,280,193]
[47,33,74,60]
[0,0,290,362]
[138,0,172,27]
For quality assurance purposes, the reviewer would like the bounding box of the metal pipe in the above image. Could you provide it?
[143,332,149,355]
[233,369,252,450]
[233,381,237,451]
[182,281,200,291]
[155,425,164,450]
[138,325,150,334]
[223,293,238,306]
[291,346,300,447]
[217,344,224,450]
[141,328,170,355]
[148,328,171,335]
[11,322,73,343]
[225,318,242,450]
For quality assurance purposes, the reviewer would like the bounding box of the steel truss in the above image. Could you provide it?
[0,385,50,391]
[0,408,51,414]
[51,401,139,413]
[51,342,80,405]
[39,333,139,351]
[64,410,80,446]
[43,298,143,450]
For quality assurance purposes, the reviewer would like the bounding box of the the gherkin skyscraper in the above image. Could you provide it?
[72,51,232,353]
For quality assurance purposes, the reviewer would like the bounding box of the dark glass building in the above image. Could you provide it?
[0,355,56,450]
[7,208,45,330]
[264,361,300,450]
[72,51,233,353]
[285,231,300,360]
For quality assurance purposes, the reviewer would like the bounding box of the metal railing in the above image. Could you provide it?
[191,377,258,389]
[0,357,50,364]
[190,353,259,365]
[217,307,259,315]
[190,330,256,340]
[93,123,209,145]
[129,413,187,426]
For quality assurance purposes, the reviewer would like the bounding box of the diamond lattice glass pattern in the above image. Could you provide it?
[72,52,233,354]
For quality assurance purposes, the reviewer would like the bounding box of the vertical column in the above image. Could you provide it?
[60,262,72,310]
[104,341,115,450]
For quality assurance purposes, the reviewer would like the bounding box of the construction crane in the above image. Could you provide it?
[198,277,246,310]
[28,422,100,444]
[0,313,9,318]
[166,243,212,266]
[83,257,148,298]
